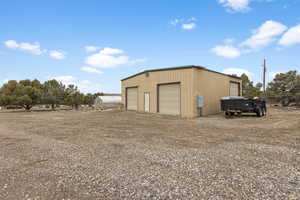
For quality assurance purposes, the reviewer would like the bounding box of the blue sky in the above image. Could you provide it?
[1,0,300,93]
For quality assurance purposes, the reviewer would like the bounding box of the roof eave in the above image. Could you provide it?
[121,65,241,81]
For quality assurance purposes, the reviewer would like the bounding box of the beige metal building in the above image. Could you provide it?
[121,65,241,118]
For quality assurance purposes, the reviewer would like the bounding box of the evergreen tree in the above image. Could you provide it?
[267,71,300,106]
[42,79,65,110]
[241,74,263,98]
[0,79,42,110]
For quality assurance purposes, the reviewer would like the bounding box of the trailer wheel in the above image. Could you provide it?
[225,112,229,118]
[225,111,234,118]
[256,107,263,117]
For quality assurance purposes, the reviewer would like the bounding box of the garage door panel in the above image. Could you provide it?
[158,84,180,115]
[230,82,240,96]
[127,87,138,110]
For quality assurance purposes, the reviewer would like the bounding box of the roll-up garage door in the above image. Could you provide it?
[230,82,240,96]
[158,83,180,115]
[126,87,138,110]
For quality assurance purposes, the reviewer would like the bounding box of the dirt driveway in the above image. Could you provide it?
[0,109,299,199]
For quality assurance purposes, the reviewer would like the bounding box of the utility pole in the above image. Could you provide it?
[262,59,267,93]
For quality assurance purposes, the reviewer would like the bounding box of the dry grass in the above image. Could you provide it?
[0,109,299,199]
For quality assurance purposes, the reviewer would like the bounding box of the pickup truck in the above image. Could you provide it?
[220,96,267,117]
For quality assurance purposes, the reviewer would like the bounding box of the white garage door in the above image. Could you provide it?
[158,83,180,115]
[126,87,138,110]
[230,82,240,96]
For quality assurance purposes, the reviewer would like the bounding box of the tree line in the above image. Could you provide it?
[241,70,300,106]
[1,70,299,110]
[0,79,101,110]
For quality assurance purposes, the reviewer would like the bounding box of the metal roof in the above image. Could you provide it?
[121,65,241,81]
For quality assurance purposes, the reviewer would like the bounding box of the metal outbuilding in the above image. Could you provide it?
[121,65,242,118]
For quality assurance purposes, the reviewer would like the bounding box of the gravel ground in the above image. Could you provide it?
[0,109,299,199]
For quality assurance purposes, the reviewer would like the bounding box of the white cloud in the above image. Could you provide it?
[278,24,300,46]
[51,75,102,93]
[86,53,129,68]
[219,0,252,12]
[80,66,103,74]
[85,47,143,68]
[218,0,272,12]
[212,20,287,58]
[4,40,19,49]
[170,18,182,26]
[211,45,241,59]
[171,17,197,30]
[181,23,197,30]
[4,40,43,55]
[4,40,66,59]
[52,75,76,85]
[85,46,100,52]
[76,80,102,93]
[100,47,124,55]
[223,68,252,77]
[19,42,43,55]
[212,20,289,58]
[269,71,287,79]
[212,21,294,58]
[241,20,287,50]
[268,71,290,83]
[49,50,65,59]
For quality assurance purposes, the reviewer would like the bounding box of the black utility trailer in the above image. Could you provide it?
[220,97,267,117]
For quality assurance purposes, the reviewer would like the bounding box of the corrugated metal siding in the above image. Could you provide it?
[122,67,241,118]
[193,69,242,116]
[122,68,194,118]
